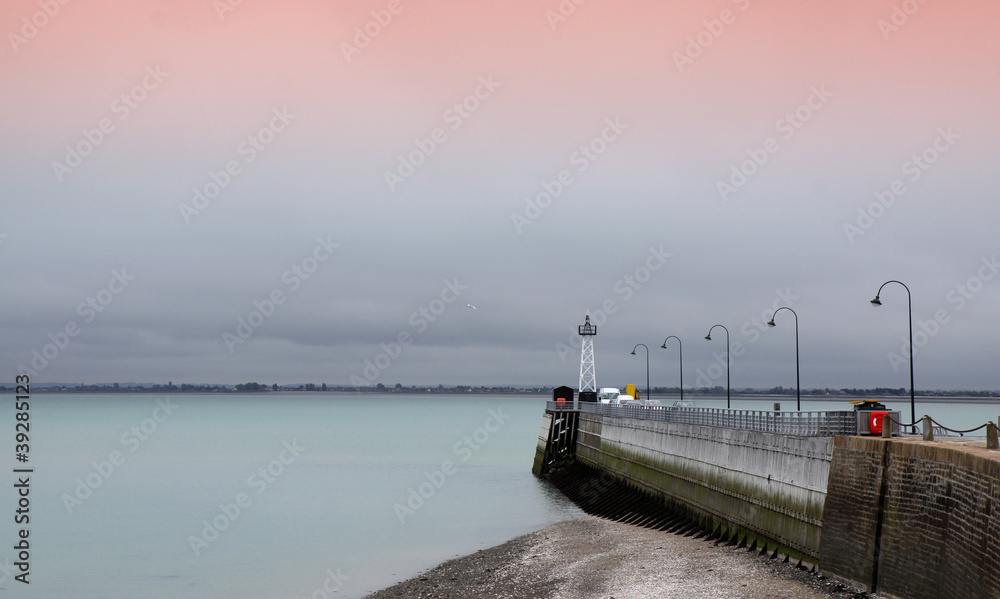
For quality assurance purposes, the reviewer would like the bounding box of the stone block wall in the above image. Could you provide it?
[820,436,1000,598]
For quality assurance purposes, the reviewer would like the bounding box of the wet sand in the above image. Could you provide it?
[364,516,870,599]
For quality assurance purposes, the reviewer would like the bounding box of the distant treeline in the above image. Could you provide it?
[2,382,551,394]
[5,382,1000,397]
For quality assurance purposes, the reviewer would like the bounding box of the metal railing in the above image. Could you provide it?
[545,401,858,436]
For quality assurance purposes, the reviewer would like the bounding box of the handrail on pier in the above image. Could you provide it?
[546,401,857,437]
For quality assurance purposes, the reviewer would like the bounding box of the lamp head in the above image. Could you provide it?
[660,343,667,349]
[630,350,636,355]
[870,296,882,307]
[704,334,711,341]
[767,319,776,327]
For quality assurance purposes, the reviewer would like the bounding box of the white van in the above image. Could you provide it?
[598,388,622,404]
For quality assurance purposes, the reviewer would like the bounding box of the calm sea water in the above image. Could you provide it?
[3,393,997,598]
[0,394,581,599]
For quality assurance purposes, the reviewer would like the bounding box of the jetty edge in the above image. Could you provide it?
[534,399,1000,599]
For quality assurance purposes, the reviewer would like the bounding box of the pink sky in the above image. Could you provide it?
[2,0,1000,387]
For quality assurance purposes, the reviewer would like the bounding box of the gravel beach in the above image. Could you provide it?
[364,516,870,599]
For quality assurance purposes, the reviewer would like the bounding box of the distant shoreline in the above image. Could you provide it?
[7,389,1000,403]
[5,388,552,395]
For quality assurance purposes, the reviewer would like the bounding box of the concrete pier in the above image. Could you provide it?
[573,409,831,563]
[534,402,1000,598]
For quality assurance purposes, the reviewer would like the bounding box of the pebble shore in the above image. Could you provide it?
[364,516,871,599]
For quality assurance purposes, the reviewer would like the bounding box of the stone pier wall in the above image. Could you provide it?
[820,436,1000,599]
[534,408,1000,598]
[573,411,831,562]
[531,411,553,476]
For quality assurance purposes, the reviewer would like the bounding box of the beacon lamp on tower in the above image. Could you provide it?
[577,314,597,406]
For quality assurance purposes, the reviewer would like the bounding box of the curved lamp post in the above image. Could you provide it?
[871,280,915,432]
[660,336,683,402]
[630,343,650,404]
[767,306,800,411]
[705,324,731,409]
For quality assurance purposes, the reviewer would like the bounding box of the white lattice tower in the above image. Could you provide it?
[578,314,597,392]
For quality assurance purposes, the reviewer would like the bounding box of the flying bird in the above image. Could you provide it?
[466,304,477,310]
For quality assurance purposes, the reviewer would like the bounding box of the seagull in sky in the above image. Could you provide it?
[466,304,477,310]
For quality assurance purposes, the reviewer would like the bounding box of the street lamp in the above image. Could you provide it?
[871,280,915,432]
[630,343,650,404]
[705,324,730,409]
[660,336,683,403]
[767,306,800,411]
